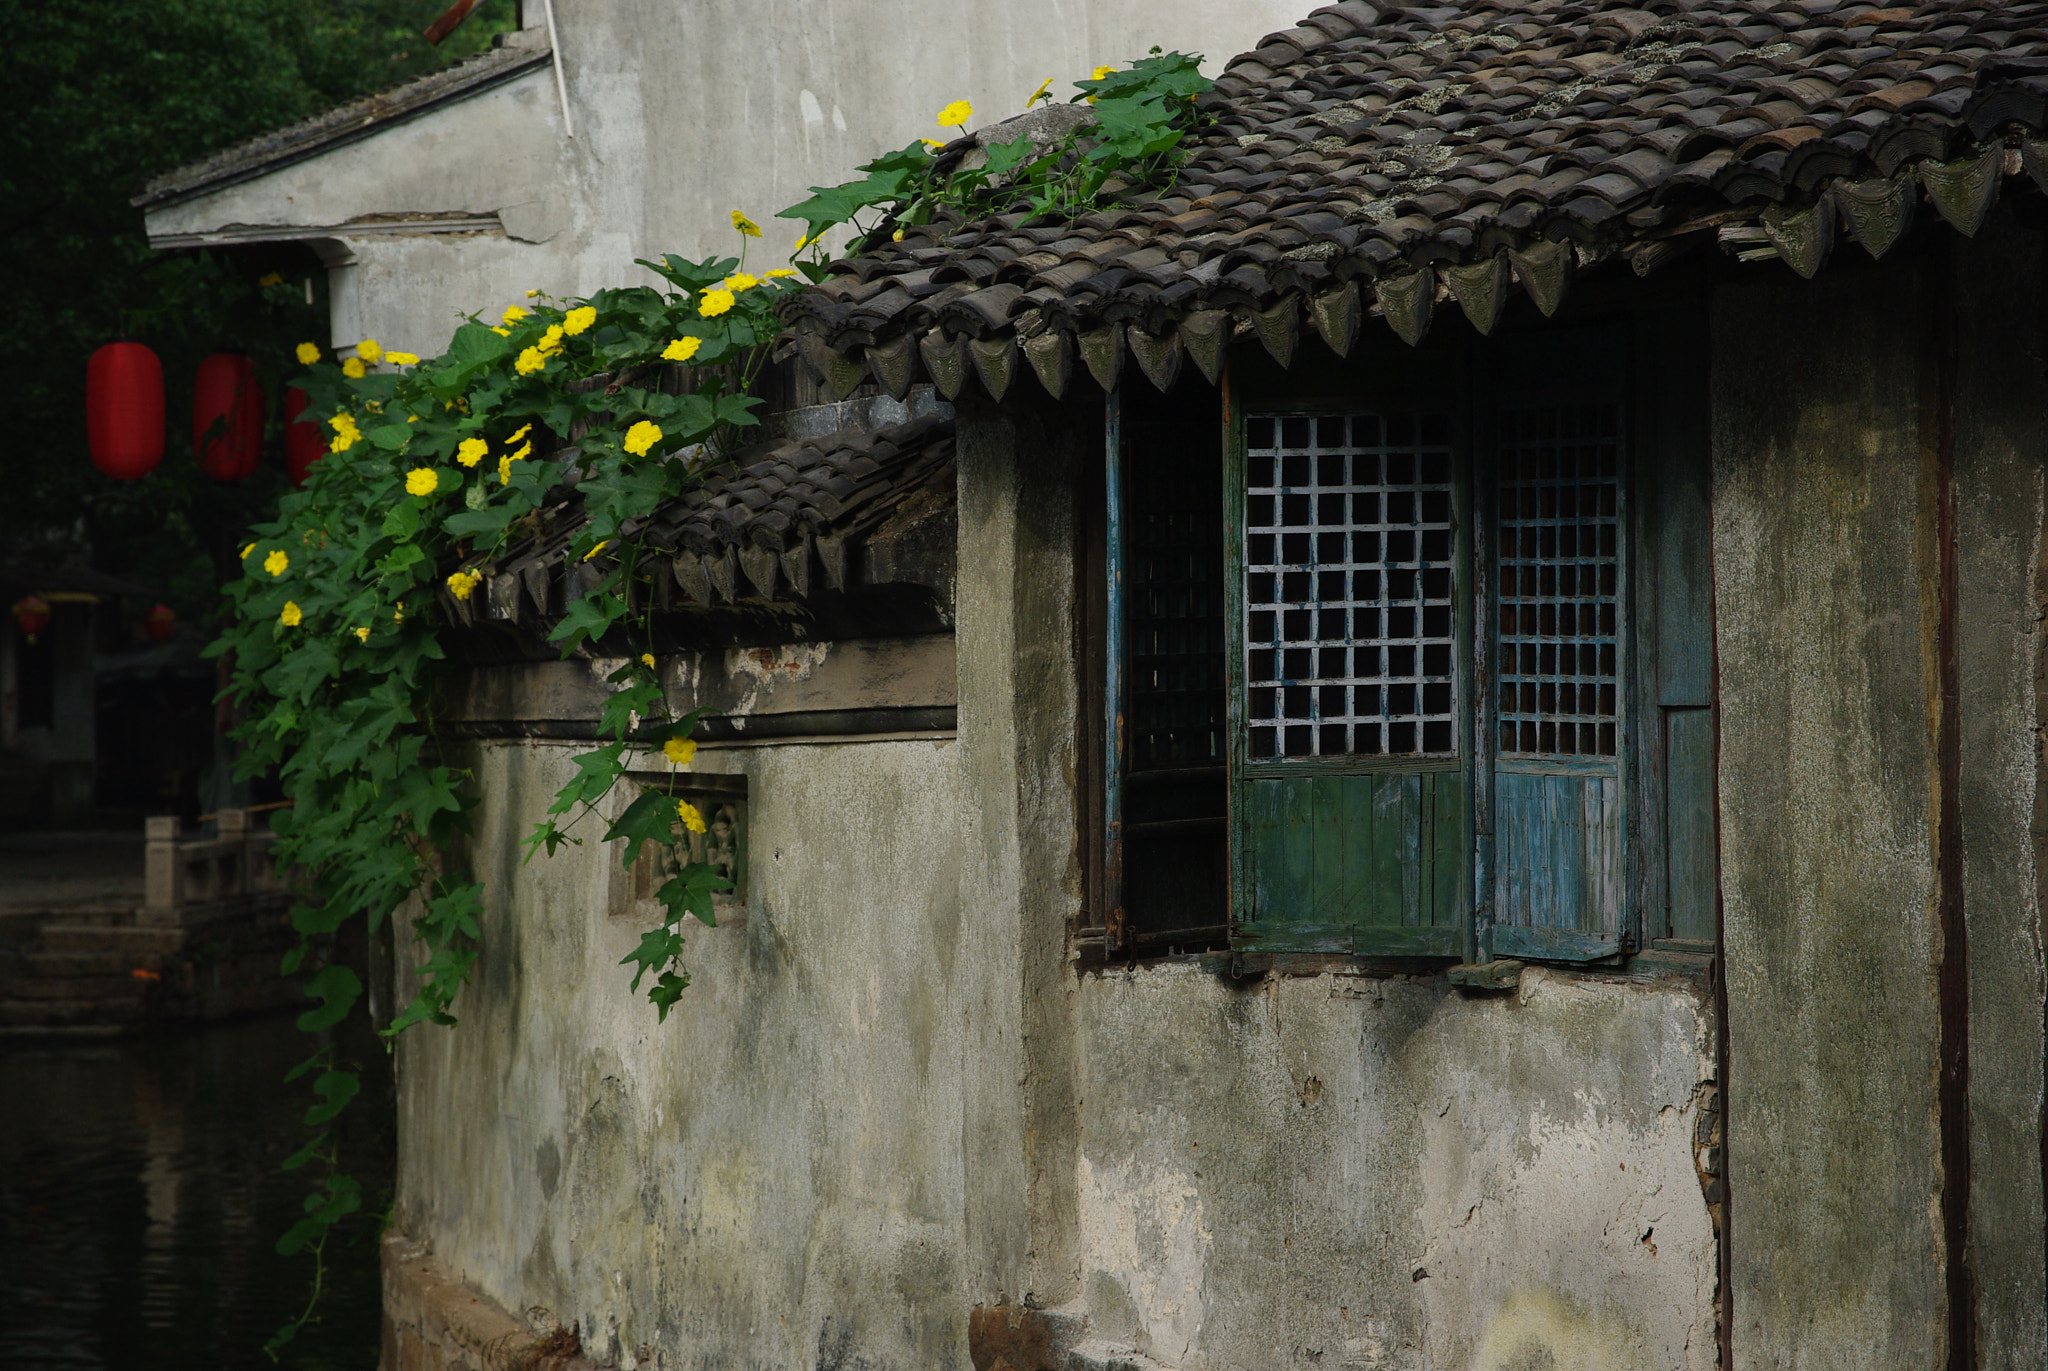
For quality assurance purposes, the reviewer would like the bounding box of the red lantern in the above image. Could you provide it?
[192,353,264,482]
[145,604,177,644]
[284,387,324,487]
[13,595,50,645]
[86,342,165,480]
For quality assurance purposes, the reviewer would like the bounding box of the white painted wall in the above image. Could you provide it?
[144,0,1309,359]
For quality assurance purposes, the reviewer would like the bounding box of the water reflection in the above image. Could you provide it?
[2,1012,393,1370]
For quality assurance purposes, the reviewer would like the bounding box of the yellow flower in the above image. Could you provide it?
[279,601,302,627]
[264,550,289,577]
[765,268,798,278]
[892,229,905,241]
[239,542,255,561]
[1092,64,1114,80]
[329,430,358,454]
[1027,76,1053,105]
[356,338,383,364]
[676,799,706,833]
[497,454,514,485]
[623,420,663,457]
[385,350,420,366]
[354,626,371,642]
[491,326,511,337]
[457,438,488,468]
[662,336,702,362]
[641,652,656,668]
[724,272,759,292]
[502,304,529,325]
[515,347,547,375]
[538,324,565,355]
[446,569,483,601]
[564,306,597,336]
[698,289,735,317]
[407,415,419,423]
[732,209,762,237]
[937,98,973,129]
[404,468,440,497]
[510,442,532,461]
[295,342,320,365]
[526,288,540,298]
[794,233,811,251]
[922,138,945,150]
[581,540,611,563]
[342,357,366,379]
[663,737,698,767]
[258,272,284,287]
[508,423,532,442]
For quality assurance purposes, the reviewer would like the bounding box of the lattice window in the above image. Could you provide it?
[1130,460,1225,768]
[1243,413,1457,760]
[1496,404,1623,758]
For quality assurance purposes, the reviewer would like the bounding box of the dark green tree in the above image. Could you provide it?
[0,0,513,619]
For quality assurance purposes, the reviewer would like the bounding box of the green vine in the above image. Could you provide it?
[210,53,1209,1358]
[780,50,1211,251]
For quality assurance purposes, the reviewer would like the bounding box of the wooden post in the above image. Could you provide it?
[144,815,179,915]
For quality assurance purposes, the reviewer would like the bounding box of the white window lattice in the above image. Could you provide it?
[1244,413,1457,759]
[1496,404,1623,759]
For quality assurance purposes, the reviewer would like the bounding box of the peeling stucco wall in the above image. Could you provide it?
[396,734,970,1369]
[1071,964,1716,1371]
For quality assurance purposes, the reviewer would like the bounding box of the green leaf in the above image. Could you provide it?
[303,1069,360,1126]
[296,963,362,1033]
[443,506,515,538]
[606,789,679,871]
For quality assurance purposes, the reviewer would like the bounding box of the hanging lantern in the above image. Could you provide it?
[284,387,324,487]
[145,604,178,644]
[192,353,264,482]
[86,342,166,480]
[13,596,50,645]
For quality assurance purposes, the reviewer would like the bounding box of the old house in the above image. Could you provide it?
[153,1,2048,1368]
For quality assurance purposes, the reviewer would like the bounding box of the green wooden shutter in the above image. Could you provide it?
[1229,410,1468,957]
[1488,401,1628,961]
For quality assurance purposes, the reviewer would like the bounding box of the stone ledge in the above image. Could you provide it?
[381,1232,598,1371]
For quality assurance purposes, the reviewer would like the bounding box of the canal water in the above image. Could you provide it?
[2,1012,394,1370]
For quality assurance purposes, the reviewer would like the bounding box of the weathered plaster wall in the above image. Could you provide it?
[396,734,969,1369]
[147,1,1308,358]
[1712,266,1948,1364]
[1951,215,2048,1370]
[1071,964,1717,1371]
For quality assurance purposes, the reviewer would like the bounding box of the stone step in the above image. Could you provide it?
[8,974,151,1000]
[19,949,162,978]
[0,995,149,1027]
[40,925,184,955]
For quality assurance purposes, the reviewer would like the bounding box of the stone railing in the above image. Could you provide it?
[143,809,287,924]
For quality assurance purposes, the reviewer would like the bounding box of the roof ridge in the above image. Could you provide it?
[134,30,551,210]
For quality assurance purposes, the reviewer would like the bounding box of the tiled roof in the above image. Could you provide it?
[447,415,956,633]
[134,31,551,210]
[780,0,2048,396]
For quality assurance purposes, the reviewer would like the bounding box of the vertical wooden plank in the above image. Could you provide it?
[1103,387,1127,949]
[1494,772,1522,930]
[1372,774,1406,927]
[1246,778,1281,924]
[1311,773,1352,924]
[1342,773,1376,934]
[1399,773,1423,924]
[1657,409,1713,708]
[1277,776,1316,924]
[1667,708,1717,941]
[1429,770,1466,931]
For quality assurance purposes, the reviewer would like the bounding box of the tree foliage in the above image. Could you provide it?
[0,0,512,613]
